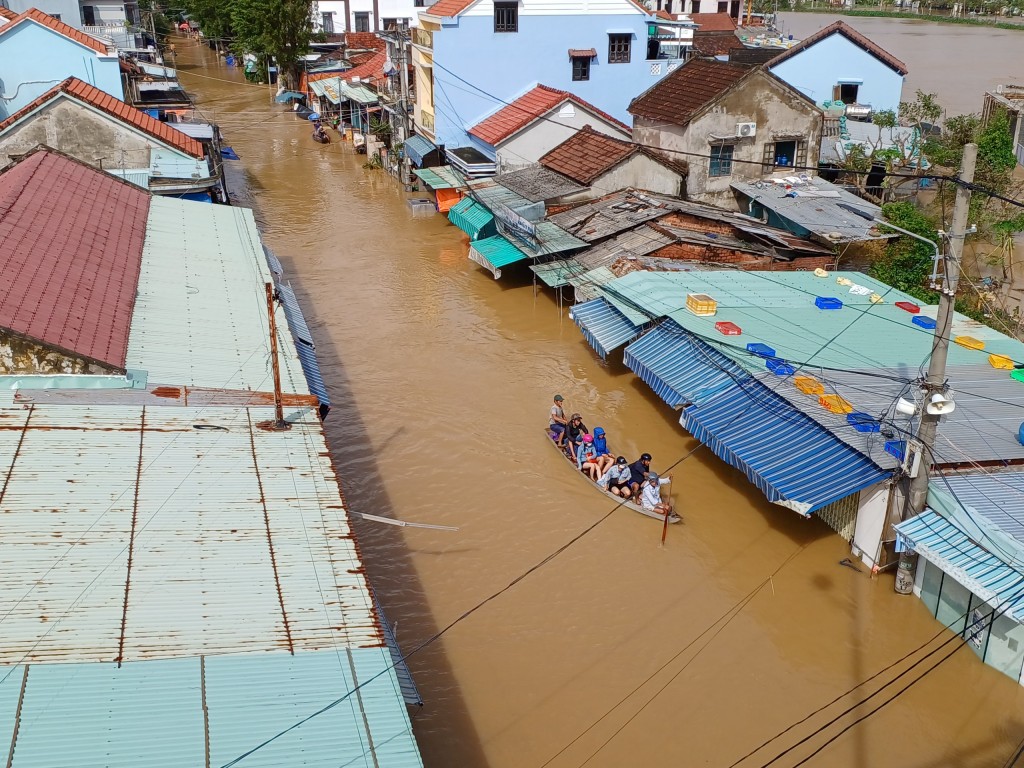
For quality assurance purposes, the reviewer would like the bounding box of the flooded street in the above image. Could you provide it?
[175,39,1024,768]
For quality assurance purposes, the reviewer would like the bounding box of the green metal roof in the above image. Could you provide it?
[413,165,465,190]
[530,261,576,287]
[448,197,495,240]
[469,236,527,279]
[341,82,378,104]
[598,270,1024,371]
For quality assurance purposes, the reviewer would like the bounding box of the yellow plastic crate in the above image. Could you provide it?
[794,376,824,395]
[686,293,717,316]
[819,394,853,414]
[989,353,1015,370]
[954,335,984,351]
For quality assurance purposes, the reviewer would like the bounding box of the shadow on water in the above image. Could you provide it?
[174,38,489,767]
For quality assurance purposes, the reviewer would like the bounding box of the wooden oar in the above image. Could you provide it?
[660,475,673,545]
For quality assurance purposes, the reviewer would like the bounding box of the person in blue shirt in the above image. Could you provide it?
[576,433,601,481]
[591,427,614,475]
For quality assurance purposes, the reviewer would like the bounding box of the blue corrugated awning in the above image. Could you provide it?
[897,511,1024,622]
[622,320,742,408]
[448,197,495,240]
[405,135,437,167]
[680,385,891,515]
[277,283,331,416]
[569,298,643,359]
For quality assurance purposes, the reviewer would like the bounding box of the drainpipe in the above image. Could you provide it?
[372,0,380,32]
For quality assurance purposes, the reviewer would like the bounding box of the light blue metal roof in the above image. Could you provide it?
[277,282,331,413]
[897,511,1024,622]
[622,320,745,408]
[4,651,422,768]
[937,472,1024,545]
[570,298,644,360]
[680,384,891,515]
[341,83,379,105]
[206,650,421,768]
[404,135,436,167]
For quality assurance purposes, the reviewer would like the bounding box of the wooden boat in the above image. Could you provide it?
[544,430,680,523]
[312,130,331,144]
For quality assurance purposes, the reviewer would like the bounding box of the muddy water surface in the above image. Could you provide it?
[175,41,1024,768]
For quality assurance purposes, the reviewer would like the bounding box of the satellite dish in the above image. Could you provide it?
[926,393,956,416]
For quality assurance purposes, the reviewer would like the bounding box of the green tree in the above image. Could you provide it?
[180,0,235,41]
[869,201,940,301]
[231,0,314,89]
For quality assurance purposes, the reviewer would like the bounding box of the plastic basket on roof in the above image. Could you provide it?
[912,316,937,330]
[847,412,881,433]
[954,335,984,351]
[819,394,853,414]
[814,296,843,310]
[746,342,776,358]
[715,321,742,336]
[765,358,796,376]
[794,376,824,395]
[990,354,1015,370]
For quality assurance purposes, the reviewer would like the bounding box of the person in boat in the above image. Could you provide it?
[629,453,652,496]
[549,394,567,445]
[591,427,614,475]
[314,123,328,142]
[576,434,601,481]
[639,472,673,517]
[564,413,589,459]
[599,456,634,499]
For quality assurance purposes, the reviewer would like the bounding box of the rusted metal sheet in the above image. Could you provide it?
[126,198,310,396]
[0,404,383,666]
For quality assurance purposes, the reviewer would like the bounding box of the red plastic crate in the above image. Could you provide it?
[895,301,920,314]
[715,321,742,336]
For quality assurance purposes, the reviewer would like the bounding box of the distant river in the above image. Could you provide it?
[778,12,1024,116]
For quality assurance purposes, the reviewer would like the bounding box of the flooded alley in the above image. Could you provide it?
[175,37,1024,768]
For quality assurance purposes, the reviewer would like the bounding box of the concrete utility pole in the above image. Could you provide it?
[895,142,977,595]
[398,31,412,187]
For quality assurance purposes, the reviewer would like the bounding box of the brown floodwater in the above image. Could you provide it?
[174,38,1024,768]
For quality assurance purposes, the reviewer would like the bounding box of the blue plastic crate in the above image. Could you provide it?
[746,342,776,358]
[765,358,796,376]
[884,440,906,461]
[847,412,881,433]
[912,315,937,329]
[815,296,843,310]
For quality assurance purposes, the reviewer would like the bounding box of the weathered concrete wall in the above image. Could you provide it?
[0,330,115,375]
[0,99,153,169]
[632,69,822,209]
[554,153,686,203]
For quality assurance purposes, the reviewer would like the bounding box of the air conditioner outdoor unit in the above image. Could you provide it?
[736,122,756,138]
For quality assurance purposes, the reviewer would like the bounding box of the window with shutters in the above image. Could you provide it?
[494,2,518,32]
[608,33,631,63]
[763,139,807,172]
[572,56,591,81]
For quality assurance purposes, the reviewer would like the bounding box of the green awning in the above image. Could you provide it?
[530,260,577,287]
[468,236,527,280]
[414,165,465,190]
[341,83,378,105]
[448,198,495,241]
[309,79,341,104]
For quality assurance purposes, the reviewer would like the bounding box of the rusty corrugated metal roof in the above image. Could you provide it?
[0,403,383,665]
[0,149,151,370]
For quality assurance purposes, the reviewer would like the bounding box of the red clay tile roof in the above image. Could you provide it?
[422,0,476,18]
[308,50,387,85]
[654,9,675,19]
[0,148,151,369]
[568,48,597,58]
[0,8,110,54]
[0,7,17,20]
[540,125,686,185]
[767,20,908,75]
[689,13,737,32]
[344,32,385,51]
[629,58,750,125]
[0,77,205,159]
[691,30,745,56]
[468,84,630,147]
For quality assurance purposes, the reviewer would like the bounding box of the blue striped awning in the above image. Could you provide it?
[622,320,743,408]
[569,298,643,359]
[404,135,437,167]
[680,386,890,515]
[897,511,1024,622]
[277,283,331,416]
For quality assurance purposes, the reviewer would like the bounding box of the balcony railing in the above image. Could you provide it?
[411,27,432,49]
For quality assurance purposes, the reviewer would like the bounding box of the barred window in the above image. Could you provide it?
[608,33,631,63]
[494,2,518,32]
